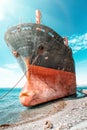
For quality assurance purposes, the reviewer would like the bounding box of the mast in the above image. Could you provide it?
[35,10,41,24]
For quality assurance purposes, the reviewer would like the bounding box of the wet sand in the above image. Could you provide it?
[0,92,87,130]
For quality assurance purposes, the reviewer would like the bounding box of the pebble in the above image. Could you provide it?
[44,120,53,130]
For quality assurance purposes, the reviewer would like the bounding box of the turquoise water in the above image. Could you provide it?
[0,86,87,125]
[0,88,25,125]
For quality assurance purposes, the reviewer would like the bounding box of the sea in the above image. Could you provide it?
[0,86,87,125]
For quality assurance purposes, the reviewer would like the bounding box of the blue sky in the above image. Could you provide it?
[0,0,87,87]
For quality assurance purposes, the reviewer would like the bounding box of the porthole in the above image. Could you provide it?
[37,45,44,54]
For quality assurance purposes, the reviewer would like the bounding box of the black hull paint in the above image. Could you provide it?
[5,23,75,74]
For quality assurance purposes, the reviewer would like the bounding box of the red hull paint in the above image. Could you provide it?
[20,65,76,107]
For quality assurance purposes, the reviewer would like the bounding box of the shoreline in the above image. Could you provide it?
[0,92,87,130]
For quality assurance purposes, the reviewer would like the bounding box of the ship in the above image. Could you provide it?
[4,10,76,107]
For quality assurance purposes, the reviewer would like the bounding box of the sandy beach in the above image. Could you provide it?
[0,91,87,130]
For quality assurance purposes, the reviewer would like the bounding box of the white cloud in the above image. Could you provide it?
[0,64,26,88]
[69,33,87,53]
[76,60,87,87]
[4,63,19,69]
[76,75,87,87]
[0,13,4,21]
[0,0,18,22]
